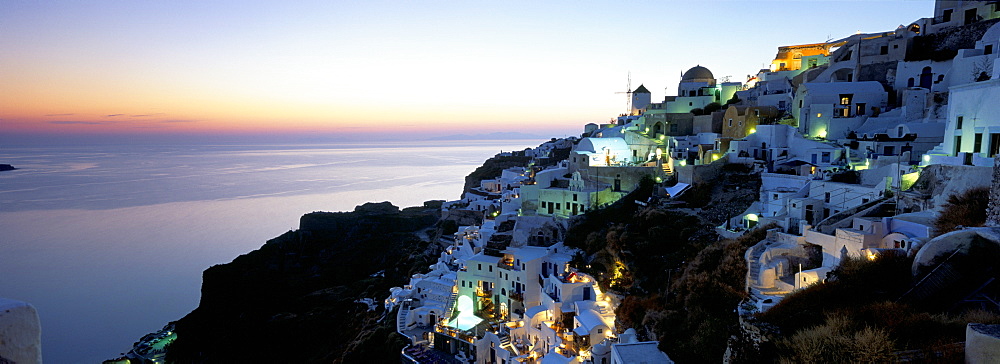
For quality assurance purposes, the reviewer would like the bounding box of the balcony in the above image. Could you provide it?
[498,258,519,271]
[545,290,560,302]
[476,288,493,298]
[509,291,524,302]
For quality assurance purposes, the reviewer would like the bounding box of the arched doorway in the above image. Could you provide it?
[919,66,933,89]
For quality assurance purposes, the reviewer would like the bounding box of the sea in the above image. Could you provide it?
[0,139,538,363]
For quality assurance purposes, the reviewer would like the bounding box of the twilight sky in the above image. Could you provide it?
[2,1,933,142]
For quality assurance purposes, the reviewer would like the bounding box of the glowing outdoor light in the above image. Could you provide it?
[817,129,827,139]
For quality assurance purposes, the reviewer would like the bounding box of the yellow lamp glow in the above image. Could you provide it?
[817,129,827,139]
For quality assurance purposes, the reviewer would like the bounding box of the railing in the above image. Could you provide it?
[509,291,524,301]
[434,323,477,344]
[545,290,560,302]
[498,259,518,271]
[476,289,493,297]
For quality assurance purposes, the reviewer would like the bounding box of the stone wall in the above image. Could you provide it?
[988,155,1000,227]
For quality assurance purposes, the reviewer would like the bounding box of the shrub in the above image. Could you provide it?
[777,316,896,364]
[704,102,723,114]
[934,186,990,236]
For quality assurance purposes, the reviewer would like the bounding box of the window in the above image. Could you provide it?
[880,45,888,55]
[990,133,1000,157]
[898,126,905,137]
[957,116,964,129]
[598,328,603,334]
[986,44,994,55]
[862,198,869,204]
[739,121,743,126]
[799,100,804,108]
[825,192,831,203]
[975,133,983,153]
[728,119,733,127]
[478,264,482,271]
[943,9,953,22]
[822,152,831,163]
[489,265,492,272]
[773,194,779,200]
[955,135,963,155]
[555,203,560,210]
[839,94,853,105]
[573,194,577,201]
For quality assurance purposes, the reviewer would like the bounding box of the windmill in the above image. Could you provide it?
[614,72,633,115]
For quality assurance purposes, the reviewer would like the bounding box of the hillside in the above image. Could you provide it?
[159,202,440,363]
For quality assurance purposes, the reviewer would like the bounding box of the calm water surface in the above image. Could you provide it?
[0,140,535,363]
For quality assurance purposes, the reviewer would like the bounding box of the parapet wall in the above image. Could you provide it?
[0,298,42,363]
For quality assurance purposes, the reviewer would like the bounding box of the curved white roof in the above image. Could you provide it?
[981,22,1000,45]
[575,137,629,154]
[525,305,548,319]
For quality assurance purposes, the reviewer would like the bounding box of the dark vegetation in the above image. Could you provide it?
[753,254,1000,362]
[164,202,440,363]
[934,186,990,236]
[565,166,766,362]
[649,226,774,362]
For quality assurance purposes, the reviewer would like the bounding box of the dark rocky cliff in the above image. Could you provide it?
[162,202,440,363]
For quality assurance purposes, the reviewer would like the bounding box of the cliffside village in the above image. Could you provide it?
[386,2,1000,363]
